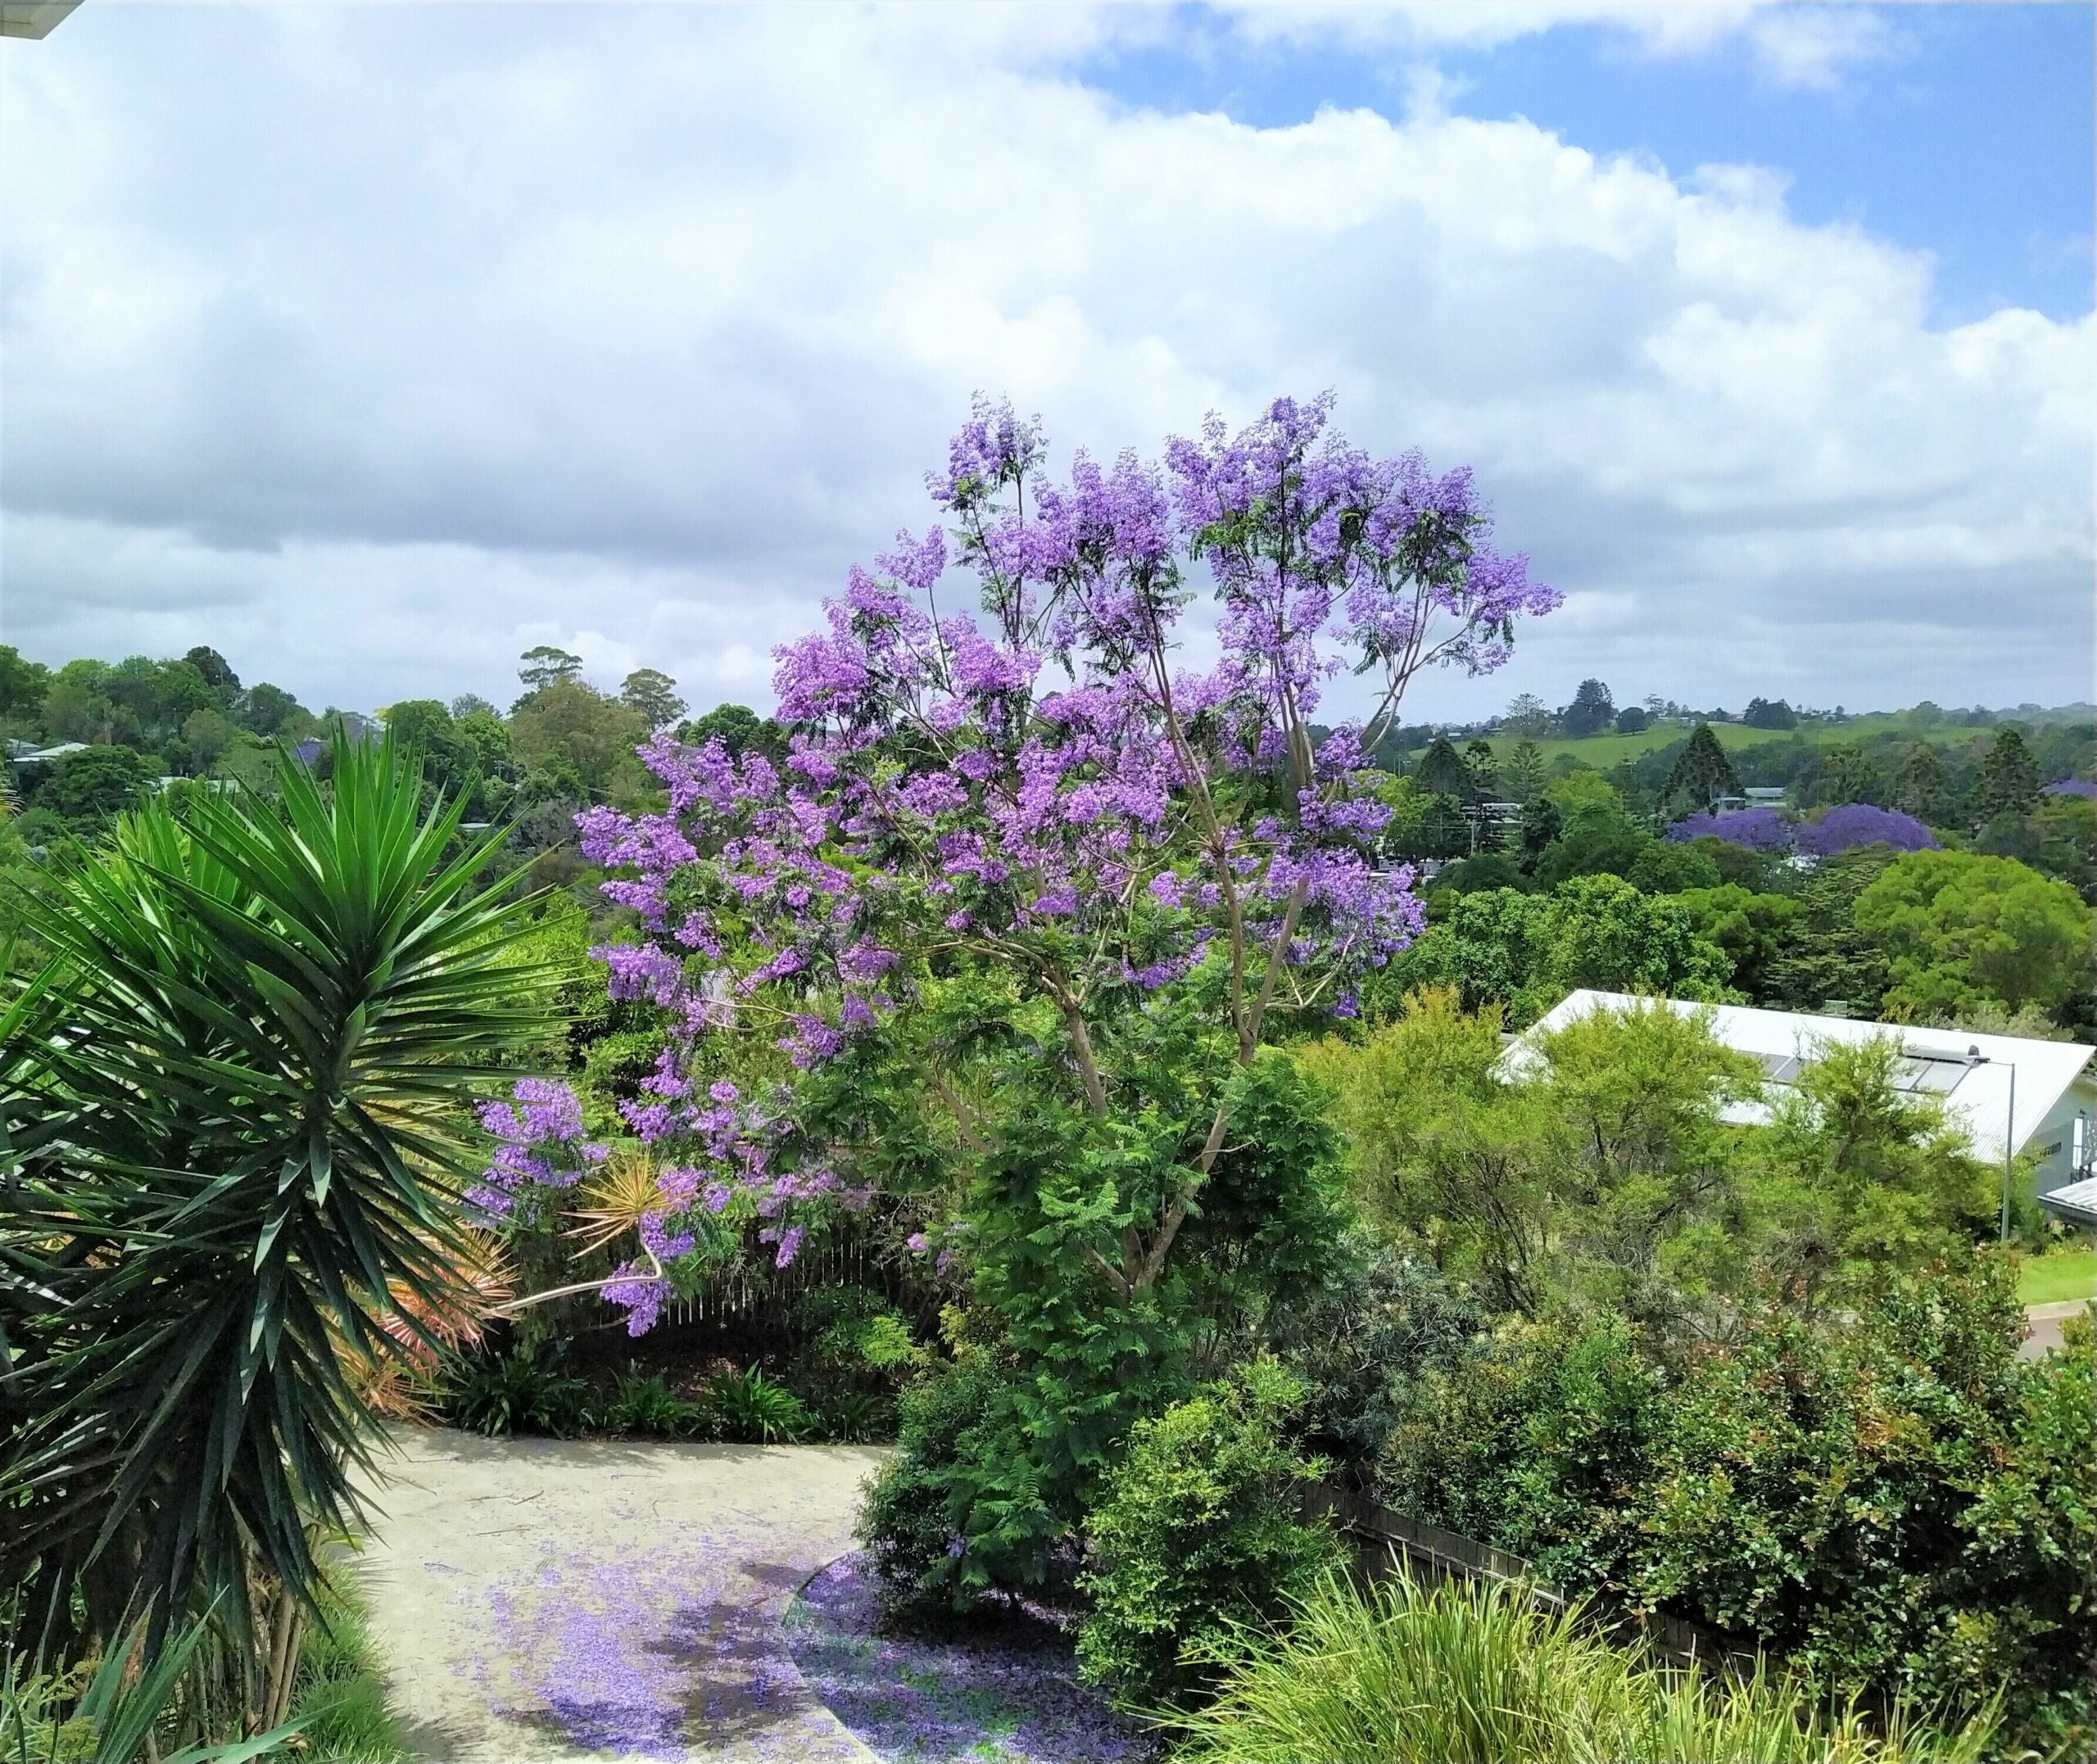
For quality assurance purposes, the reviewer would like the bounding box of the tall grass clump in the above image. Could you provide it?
[1166,1570,1999,1764]
[283,1572,406,1763]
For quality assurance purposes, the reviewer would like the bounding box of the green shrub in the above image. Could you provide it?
[843,1350,1023,1611]
[784,1285,923,1441]
[1375,1255,2097,1756]
[1166,1571,1997,1764]
[1075,1360,1343,1710]
[603,1367,708,1439]
[288,1572,407,1762]
[440,1341,596,1438]
[812,1390,889,1444]
[702,1366,809,1443]
[1266,1242,1481,1479]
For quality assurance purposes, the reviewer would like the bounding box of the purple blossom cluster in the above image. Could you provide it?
[505,396,1556,1331]
[1667,801,1939,858]
[469,1077,608,1224]
[2044,779,2097,801]
[1796,803,1939,857]
[1664,806,1796,853]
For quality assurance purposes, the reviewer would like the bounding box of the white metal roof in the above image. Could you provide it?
[2040,1176,2097,1227]
[1512,991,2096,1159]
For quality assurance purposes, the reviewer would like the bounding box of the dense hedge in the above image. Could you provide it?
[1378,1254,2096,1756]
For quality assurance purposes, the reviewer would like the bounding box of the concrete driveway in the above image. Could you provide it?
[351,1428,888,1762]
[2022,1298,2095,1360]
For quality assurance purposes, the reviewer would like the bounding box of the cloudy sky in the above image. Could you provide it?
[2,1,2090,724]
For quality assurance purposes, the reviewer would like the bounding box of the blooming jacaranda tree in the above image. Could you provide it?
[488,395,1556,1347]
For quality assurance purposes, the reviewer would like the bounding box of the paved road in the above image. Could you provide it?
[351,1428,888,1762]
[2022,1298,2095,1360]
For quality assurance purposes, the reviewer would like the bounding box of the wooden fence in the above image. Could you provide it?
[1307,1484,1767,1676]
[655,1219,921,1334]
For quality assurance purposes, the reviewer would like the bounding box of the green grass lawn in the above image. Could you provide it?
[2018,1246,2097,1306]
[1475,708,2056,771]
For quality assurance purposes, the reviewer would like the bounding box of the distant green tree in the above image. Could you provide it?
[1501,738,1547,803]
[618,667,687,730]
[1463,738,1499,801]
[1503,693,1551,735]
[517,645,585,694]
[383,699,481,799]
[455,708,516,782]
[675,701,786,763]
[41,745,152,835]
[1559,678,1615,739]
[1742,696,1797,730]
[1626,839,1722,895]
[237,682,305,737]
[1855,848,2093,1020]
[1376,875,1733,1025]
[1764,847,1898,1014]
[1516,795,1561,871]
[41,664,123,745]
[1977,726,2040,821]
[1413,734,1473,799]
[510,680,649,796]
[181,645,241,696]
[1614,704,1650,735]
[1817,744,1886,808]
[1890,741,1956,824]
[1525,875,1734,1009]
[1431,852,1529,897]
[179,707,237,769]
[1673,885,1800,1002]
[1679,834,1786,893]
[1662,724,1740,811]
[1533,803,1650,892]
[0,646,51,721]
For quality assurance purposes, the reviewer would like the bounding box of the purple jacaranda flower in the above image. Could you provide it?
[1796,803,1940,856]
[1665,806,1796,852]
[480,396,1555,1334]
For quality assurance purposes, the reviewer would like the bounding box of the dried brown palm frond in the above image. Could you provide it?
[564,1145,663,1257]
[342,1228,514,1421]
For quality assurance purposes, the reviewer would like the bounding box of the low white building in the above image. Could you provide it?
[1511,991,2097,1210]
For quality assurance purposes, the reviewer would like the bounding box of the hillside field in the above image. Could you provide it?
[1479,706,2094,770]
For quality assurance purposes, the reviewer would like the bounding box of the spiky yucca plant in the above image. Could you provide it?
[0,732,561,1698]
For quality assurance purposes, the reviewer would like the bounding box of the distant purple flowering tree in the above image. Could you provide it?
[1665,806,1796,853]
[1796,803,1940,857]
[2043,779,2097,802]
[491,395,1557,1332]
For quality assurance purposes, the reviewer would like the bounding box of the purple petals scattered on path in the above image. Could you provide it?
[476,1541,863,1759]
[786,1554,1157,1764]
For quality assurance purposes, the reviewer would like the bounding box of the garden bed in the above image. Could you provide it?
[784,1555,1157,1764]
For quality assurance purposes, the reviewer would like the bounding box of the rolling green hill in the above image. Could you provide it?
[1479,707,2090,769]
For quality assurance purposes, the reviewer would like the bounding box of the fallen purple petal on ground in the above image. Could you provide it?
[786,1554,1158,1763]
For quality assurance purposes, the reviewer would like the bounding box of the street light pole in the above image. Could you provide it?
[2001,1060,2017,1247]
[1968,1045,2017,1246]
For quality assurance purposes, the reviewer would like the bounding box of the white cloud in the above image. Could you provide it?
[0,3,2087,721]
[1212,1,1909,90]
[1744,5,1908,92]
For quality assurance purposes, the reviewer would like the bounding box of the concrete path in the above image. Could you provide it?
[350,1428,888,1762]
[2022,1298,2095,1360]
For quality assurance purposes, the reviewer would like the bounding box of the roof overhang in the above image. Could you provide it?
[2,2,81,38]
[2040,1177,2097,1229]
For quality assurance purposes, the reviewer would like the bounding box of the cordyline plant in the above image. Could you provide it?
[494,393,1556,1341]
